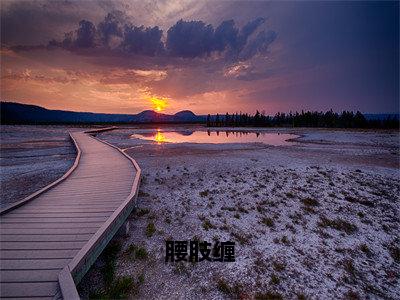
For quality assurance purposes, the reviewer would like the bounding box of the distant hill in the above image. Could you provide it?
[0,102,206,124]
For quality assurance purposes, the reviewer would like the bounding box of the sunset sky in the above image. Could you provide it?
[1,0,398,115]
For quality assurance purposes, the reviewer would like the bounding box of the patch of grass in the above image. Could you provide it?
[272,260,286,272]
[281,236,290,245]
[145,222,156,237]
[296,293,307,300]
[221,206,236,211]
[270,274,280,285]
[301,197,319,207]
[216,278,231,294]
[345,290,360,300]
[344,196,374,208]
[237,205,248,213]
[102,241,121,286]
[216,278,243,298]
[136,208,150,217]
[231,231,251,245]
[318,216,357,234]
[174,262,190,275]
[359,243,372,257]
[220,224,229,231]
[138,273,145,284]
[95,242,144,298]
[202,219,216,231]
[108,276,135,299]
[124,244,148,260]
[286,192,295,198]
[261,217,274,227]
[138,190,150,197]
[199,190,209,197]
[343,259,356,277]
[255,291,283,300]
[388,244,400,263]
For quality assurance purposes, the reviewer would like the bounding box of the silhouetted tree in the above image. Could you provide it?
[206,114,211,127]
[205,110,398,129]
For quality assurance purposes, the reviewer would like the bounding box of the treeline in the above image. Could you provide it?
[206,110,399,129]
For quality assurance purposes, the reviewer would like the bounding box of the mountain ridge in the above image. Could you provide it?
[0,102,206,124]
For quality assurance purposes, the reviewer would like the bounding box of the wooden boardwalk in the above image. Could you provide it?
[0,129,141,299]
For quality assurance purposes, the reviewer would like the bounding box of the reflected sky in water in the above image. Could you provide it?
[130,130,298,146]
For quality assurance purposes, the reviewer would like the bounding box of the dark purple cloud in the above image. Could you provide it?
[98,12,124,46]
[166,20,215,58]
[122,25,164,56]
[76,20,97,48]
[6,11,275,63]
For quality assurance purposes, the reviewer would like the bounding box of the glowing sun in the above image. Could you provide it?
[150,97,168,112]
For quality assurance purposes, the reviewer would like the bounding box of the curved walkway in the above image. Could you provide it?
[0,129,140,299]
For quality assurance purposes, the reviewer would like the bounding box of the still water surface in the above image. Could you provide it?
[130,130,298,146]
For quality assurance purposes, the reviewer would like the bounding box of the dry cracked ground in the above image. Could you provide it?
[77,128,399,300]
[0,125,78,208]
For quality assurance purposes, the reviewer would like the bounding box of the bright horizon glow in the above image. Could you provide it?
[150,97,168,112]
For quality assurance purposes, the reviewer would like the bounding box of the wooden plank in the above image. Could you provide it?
[34,193,128,202]
[0,234,92,242]
[14,204,119,209]
[0,241,86,250]
[5,212,112,218]
[17,203,120,209]
[0,297,53,300]
[1,217,108,223]
[1,269,60,283]
[32,191,129,198]
[0,228,99,235]
[0,282,58,297]
[0,259,70,270]
[0,250,78,260]
[0,222,103,229]
[13,208,116,214]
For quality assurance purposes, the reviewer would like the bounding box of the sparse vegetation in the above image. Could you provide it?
[136,208,150,217]
[270,274,280,285]
[102,241,121,286]
[216,278,243,298]
[273,260,286,272]
[145,222,156,237]
[231,231,251,245]
[199,190,209,197]
[318,216,357,234]
[388,244,400,263]
[261,217,274,227]
[301,197,319,207]
[124,244,148,260]
[255,291,283,300]
[108,276,135,299]
[343,258,356,278]
[202,219,215,230]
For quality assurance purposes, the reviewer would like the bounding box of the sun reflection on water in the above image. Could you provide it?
[154,130,167,144]
[130,130,298,146]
